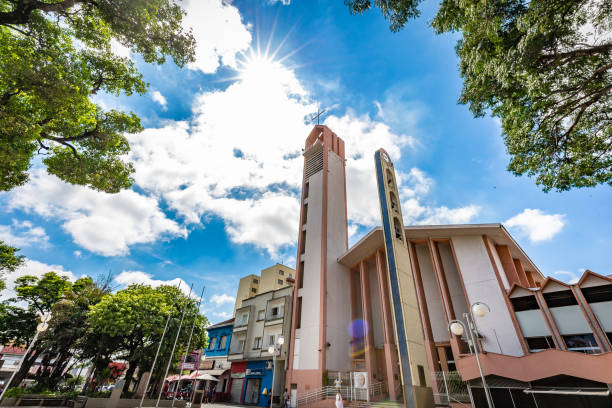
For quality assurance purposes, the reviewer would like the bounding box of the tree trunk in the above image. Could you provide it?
[121,362,138,397]
[8,348,42,389]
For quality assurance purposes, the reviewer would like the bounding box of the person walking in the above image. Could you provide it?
[282,389,289,408]
[335,392,343,408]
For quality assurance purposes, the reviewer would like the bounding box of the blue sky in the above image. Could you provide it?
[1,0,610,323]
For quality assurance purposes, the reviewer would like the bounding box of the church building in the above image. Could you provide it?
[285,125,612,408]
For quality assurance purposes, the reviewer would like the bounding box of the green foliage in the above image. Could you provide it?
[0,240,24,291]
[86,284,208,395]
[0,272,209,396]
[0,0,195,193]
[2,387,27,398]
[14,272,71,314]
[346,0,423,32]
[347,0,612,191]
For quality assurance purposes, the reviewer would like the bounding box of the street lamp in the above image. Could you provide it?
[0,313,51,401]
[448,302,494,408]
[267,336,284,408]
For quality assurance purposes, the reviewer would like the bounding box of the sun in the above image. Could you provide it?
[237,51,285,84]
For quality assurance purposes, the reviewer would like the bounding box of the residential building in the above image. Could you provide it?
[0,345,26,389]
[234,275,260,315]
[260,264,296,292]
[283,125,612,408]
[229,285,293,406]
[234,264,296,314]
[190,318,234,403]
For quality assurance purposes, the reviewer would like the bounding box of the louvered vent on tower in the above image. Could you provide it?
[304,147,323,179]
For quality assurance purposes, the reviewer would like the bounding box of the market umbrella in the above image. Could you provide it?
[195,374,219,382]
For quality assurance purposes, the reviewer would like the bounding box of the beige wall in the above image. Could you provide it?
[234,275,259,315]
[260,264,295,293]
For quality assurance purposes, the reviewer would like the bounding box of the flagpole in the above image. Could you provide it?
[139,281,182,408]
[171,286,205,408]
[156,283,193,407]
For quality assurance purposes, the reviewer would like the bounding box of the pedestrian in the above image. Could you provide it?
[205,386,212,404]
[282,388,289,408]
[212,384,216,403]
[335,392,343,408]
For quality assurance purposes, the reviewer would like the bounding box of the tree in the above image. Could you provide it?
[0,240,24,291]
[87,284,208,396]
[1,272,72,388]
[347,0,612,191]
[0,0,195,193]
[34,277,110,389]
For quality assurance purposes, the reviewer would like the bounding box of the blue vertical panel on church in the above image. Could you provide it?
[374,151,415,405]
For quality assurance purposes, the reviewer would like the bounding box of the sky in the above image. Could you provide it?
[1,0,610,323]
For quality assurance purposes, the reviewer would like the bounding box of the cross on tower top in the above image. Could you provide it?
[310,108,327,125]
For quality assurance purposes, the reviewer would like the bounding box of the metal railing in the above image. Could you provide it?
[431,371,471,406]
[296,381,386,407]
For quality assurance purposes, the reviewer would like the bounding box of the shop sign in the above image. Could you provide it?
[199,360,214,370]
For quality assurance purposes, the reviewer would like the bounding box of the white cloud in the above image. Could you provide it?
[114,270,191,296]
[127,58,315,256]
[550,270,581,284]
[73,250,82,258]
[182,0,252,73]
[7,170,186,256]
[0,259,76,301]
[110,38,131,59]
[213,311,232,320]
[505,209,565,243]
[0,220,49,248]
[150,90,168,110]
[210,293,235,307]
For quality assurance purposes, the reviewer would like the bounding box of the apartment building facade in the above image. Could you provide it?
[228,285,293,406]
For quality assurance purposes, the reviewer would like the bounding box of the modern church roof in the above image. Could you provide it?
[338,223,542,278]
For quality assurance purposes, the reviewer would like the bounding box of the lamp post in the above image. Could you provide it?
[0,314,51,401]
[267,336,284,408]
[448,302,494,408]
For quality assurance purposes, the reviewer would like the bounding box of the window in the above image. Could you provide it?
[393,217,403,241]
[526,336,555,352]
[278,279,283,285]
[581,284,612,303]
[258,310,265,320]
[289,273,292,278]
[251,288,257,293]
[208,337,217,350]
[219,336,227,349]
[296,297,302,329]
[511,295,540,312]
[268,335,275,346]
[300,230,306,255]
[240,313,249,325]
[302,203,308,224]
[298,261,304,289]
[444,347,456,371]
[543,290,577,307]
[304,182,309,199]
[563,334,600,354]
[238,339,245,352]
[279,270,284,276]
[253,279,259,284]
[271,307,279,317]
[389,191,399,212]
[253,337,262,349]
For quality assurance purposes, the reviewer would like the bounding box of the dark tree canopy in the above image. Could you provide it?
[347,0,612,191]
[0,0,195,193]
